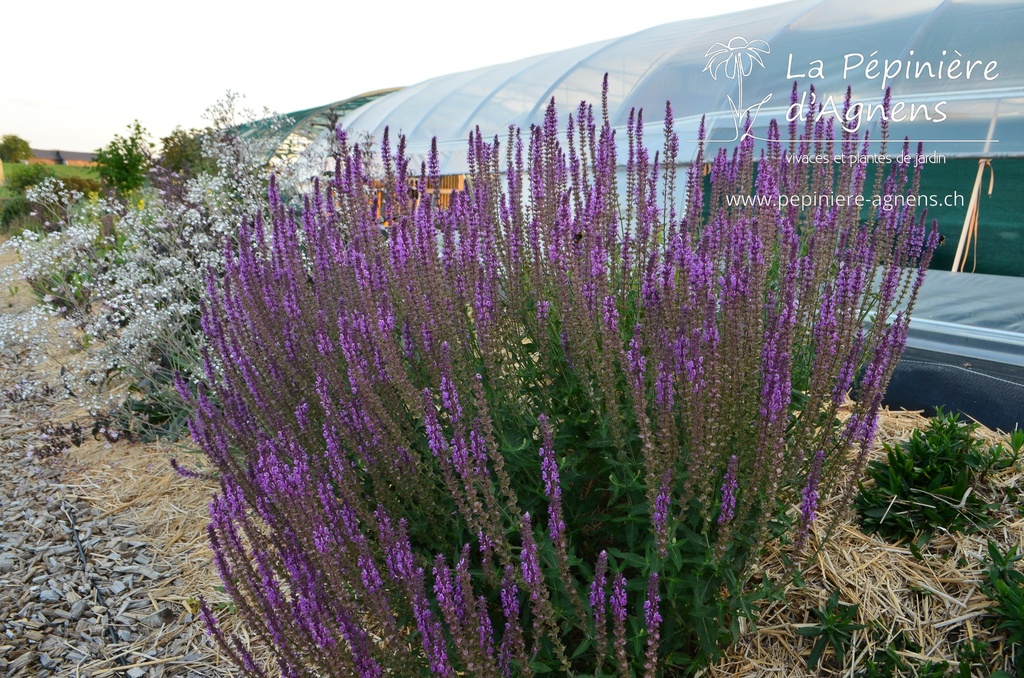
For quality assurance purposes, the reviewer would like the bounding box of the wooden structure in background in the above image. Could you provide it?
[29,149,97,167]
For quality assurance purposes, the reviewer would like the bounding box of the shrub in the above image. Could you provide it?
[1,95,286,438]
[58,174,103,195]
[0,195,32,233]
[95,120,153,194]
[11,179,103,315]
[158,126,216,177]
[184,81,938,676]
[5,163,56,193]
[152,126,217,201]
[0,168,100,235]
[6,167,264,432]
[0,134,33,163]
[855,410,1021,547]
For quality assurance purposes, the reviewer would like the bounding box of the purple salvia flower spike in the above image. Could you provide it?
[718,455,739,525]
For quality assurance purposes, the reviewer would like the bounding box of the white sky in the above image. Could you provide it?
[1,0,786,153]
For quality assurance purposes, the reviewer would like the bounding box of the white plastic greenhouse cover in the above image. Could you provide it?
[338,0,1024,175]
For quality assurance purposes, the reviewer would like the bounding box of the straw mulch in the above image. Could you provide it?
[708,409,1022,677]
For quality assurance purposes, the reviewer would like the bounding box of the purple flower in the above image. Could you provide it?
[796,449,826,550]
[519,513,543,600]
[652,471,672,557]
[603,295,619,334]
[498,566,525,677]
[439,342,463,423]
[536,300,551,324]
[538,415,566,543]
[432,557,459,625]
[590,550,608,614]
[626,324,647,383]
[294,401,311,431]
[590,550,609,667]
[376,511,415,582]
[421,388,450,459]
[611,572,627,625]
[718,455,739,525]
[644,572,662,677]
[654,362,674,410]
[611,572,628,670]
[500,566,520,623]
[170,458,205,480]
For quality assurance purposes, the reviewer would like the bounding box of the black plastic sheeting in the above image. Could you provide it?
[885,348,1024,432]
[882,270,1024,432]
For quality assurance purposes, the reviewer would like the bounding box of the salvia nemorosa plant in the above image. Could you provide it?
[181,80,938,676]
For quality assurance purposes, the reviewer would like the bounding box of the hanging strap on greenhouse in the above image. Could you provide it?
[951,158,994,274]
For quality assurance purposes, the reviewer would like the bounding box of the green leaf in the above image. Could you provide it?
[570,637,592,660]
[669,543,683,570]
[807,636,828,668]
[606,548,645,568]
[795,626,824,637]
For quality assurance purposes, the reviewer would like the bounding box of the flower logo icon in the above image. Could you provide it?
[704,37,772,140]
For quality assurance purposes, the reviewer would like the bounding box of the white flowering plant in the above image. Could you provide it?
[1,93,300,438]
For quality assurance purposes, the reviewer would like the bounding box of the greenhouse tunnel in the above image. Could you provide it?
[288,0,1024,431]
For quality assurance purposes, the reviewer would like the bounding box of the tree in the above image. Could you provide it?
[95,121,153,194]
[0,134,33,163]
[158,126,215,178]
